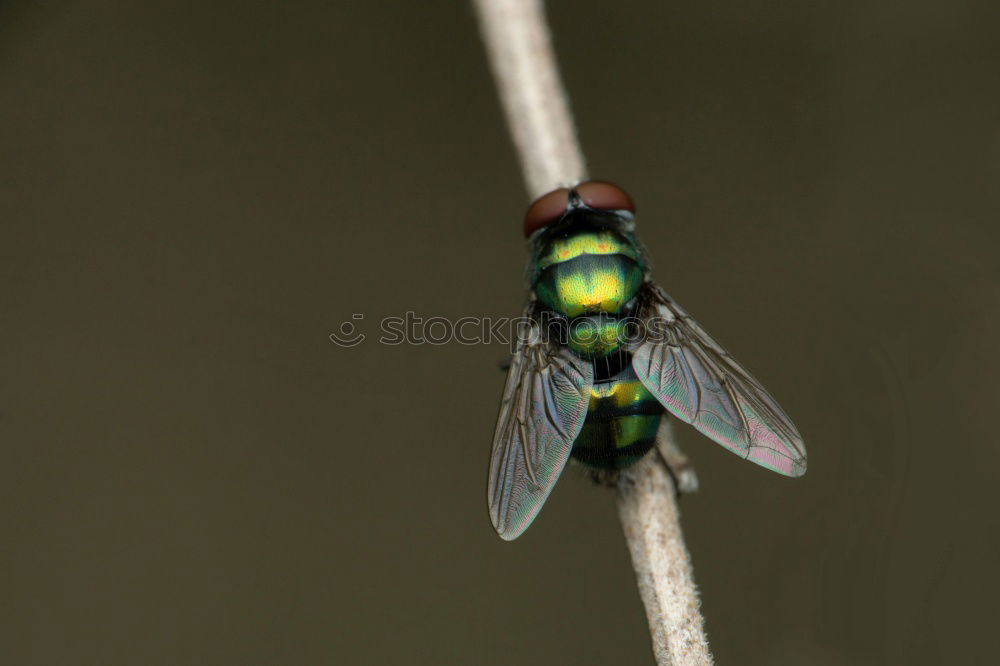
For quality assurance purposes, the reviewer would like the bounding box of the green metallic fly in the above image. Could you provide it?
[488,181,807,540]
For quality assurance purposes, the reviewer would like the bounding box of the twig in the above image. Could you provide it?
[472,0,586,197]
[472,1,713,664]
[618,452,714,665]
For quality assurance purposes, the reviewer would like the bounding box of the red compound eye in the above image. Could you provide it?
[576,181,635,215]
[523,187,570,237]
[522,181,635,237]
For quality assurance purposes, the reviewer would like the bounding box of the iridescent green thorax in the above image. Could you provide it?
[570,366,665,470]
[532,228,645,358]
[535,230,642,271]
[535,254,643,319]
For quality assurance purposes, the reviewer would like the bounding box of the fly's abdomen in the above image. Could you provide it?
[570,367,664,470]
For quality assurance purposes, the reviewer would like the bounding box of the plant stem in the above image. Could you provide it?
[472,1,713,663]
[618,455,714,664]
[472,0,585,197]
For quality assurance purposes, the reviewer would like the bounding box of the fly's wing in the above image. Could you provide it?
[631,283,807,477]
[488,309,593,540]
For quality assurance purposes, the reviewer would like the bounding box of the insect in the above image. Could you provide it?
[487,181,807,540]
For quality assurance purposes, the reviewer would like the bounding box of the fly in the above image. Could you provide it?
[487,181,807,540]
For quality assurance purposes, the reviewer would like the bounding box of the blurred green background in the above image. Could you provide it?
[2,1,998,663]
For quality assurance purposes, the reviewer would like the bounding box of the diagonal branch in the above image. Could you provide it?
[472,0,585,198]
[473,1,713,664]
[618,451,713,664]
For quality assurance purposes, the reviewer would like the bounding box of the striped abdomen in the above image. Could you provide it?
[570,365,665,470]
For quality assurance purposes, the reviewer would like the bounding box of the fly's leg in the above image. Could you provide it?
[654,418,699,496]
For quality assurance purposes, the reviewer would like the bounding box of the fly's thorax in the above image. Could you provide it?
[532,228,644,319]
[534,228,642,271]
[530,227,644,359]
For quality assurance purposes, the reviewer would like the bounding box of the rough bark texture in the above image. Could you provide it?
[618,458,714,665]
[473,0,586,197]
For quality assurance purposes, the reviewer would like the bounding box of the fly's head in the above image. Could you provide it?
[523,181,636,240]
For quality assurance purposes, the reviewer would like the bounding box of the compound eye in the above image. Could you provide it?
[523,187,570,237]
[576,181,635,214]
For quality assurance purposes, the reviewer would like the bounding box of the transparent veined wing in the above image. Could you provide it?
[488,306,594,540]
[630,283,807,477]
